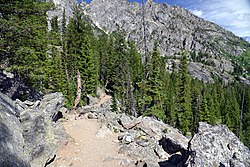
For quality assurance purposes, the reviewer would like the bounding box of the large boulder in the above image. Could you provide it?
[97,110,188,166]
[19,93,68,167]
[0,92,30,167]
[0,92,68,167]
[188,122,250,167]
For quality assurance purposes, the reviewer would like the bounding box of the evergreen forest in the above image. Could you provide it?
[1,1,250,148]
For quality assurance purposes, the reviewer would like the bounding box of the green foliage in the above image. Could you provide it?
[191,79,202,131]
[111,93,118,113]
[0,0,53,89]
[176,51,192,134]
[225,48,250,76]
[200,89,210,123]
[2,1,250,148]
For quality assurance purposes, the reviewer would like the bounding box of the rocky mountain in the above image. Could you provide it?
[48,0,250,83]
[47,0,76,31]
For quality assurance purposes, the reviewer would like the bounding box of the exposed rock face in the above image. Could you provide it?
[47,0,76,31]
[50,0,250,83]
[0,92,68,167]
[19,93,68,167]
[3,89,249,167]
[159,122,250,167]
[0,92,30,167]
[188,122,250,167]
[81,0,249,82]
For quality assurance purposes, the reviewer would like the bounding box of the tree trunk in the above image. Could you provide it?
[73,70,82,109]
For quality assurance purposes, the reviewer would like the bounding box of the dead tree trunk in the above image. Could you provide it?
[73,70,82,110]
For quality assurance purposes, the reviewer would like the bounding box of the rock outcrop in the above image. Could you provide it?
[47,0,76,31]
[2,90,249,167]
[77,94,250,167]
[189,122,250,167]
[0,92,68,167]
[0,93,30,167]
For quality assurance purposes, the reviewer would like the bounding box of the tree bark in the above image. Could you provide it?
[73,70,82,109]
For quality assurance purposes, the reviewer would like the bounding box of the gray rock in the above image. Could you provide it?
[19,93,68,167]
[101,112,125,132]
[0,69,42,101]
[0,92,68,167]
[87,112,98,119]
[118,113,134,129]
[0,92,30,167]
[47,0,76,31]
[59,106,68,116]
[39,92,65,122]
[86,94,99,106]
[0,92,19,116]
[122,133,135,144]
[79,105,93,115]
[187,122,250,167]
[135,160,147,167]
[119,141,160,163]
[23,100,34,107]
[77,0,250,83]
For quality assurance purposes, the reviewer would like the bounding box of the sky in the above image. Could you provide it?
[80,0,250,38]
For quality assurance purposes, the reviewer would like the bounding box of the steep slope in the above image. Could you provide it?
[47,0,76,30]
[80,0,250,83]
[48,0,250,83]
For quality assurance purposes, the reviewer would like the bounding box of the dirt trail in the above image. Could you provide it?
[49,95,134,167]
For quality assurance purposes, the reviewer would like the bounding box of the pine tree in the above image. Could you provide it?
[200,88,210,123]
[65,5,99,106]
[176,51,192,134]
[191,79,202,132]
[242,86,250,147]
[229,88,240,134]
[145,42,166,121]
[48,16,61,46]
[96,35,105,84]
[0,0,53,90]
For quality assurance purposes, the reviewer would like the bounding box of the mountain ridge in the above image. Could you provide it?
[48,0,250,83]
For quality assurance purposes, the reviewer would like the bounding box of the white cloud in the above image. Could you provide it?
[191,9,203,17]
[182,0,250,37]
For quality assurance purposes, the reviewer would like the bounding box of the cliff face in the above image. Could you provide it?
[47,0,76,31]
[49,0,250,83]
[84,0,247,56]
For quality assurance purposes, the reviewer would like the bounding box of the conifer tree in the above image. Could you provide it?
[176,51,192,134]
[145,42,166,120]
[200,89,210,123]
[165,78,177,126]
[65,5,98,106]
[242,86,250,147]
[0,0,53,90]
[191,79,202,132]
